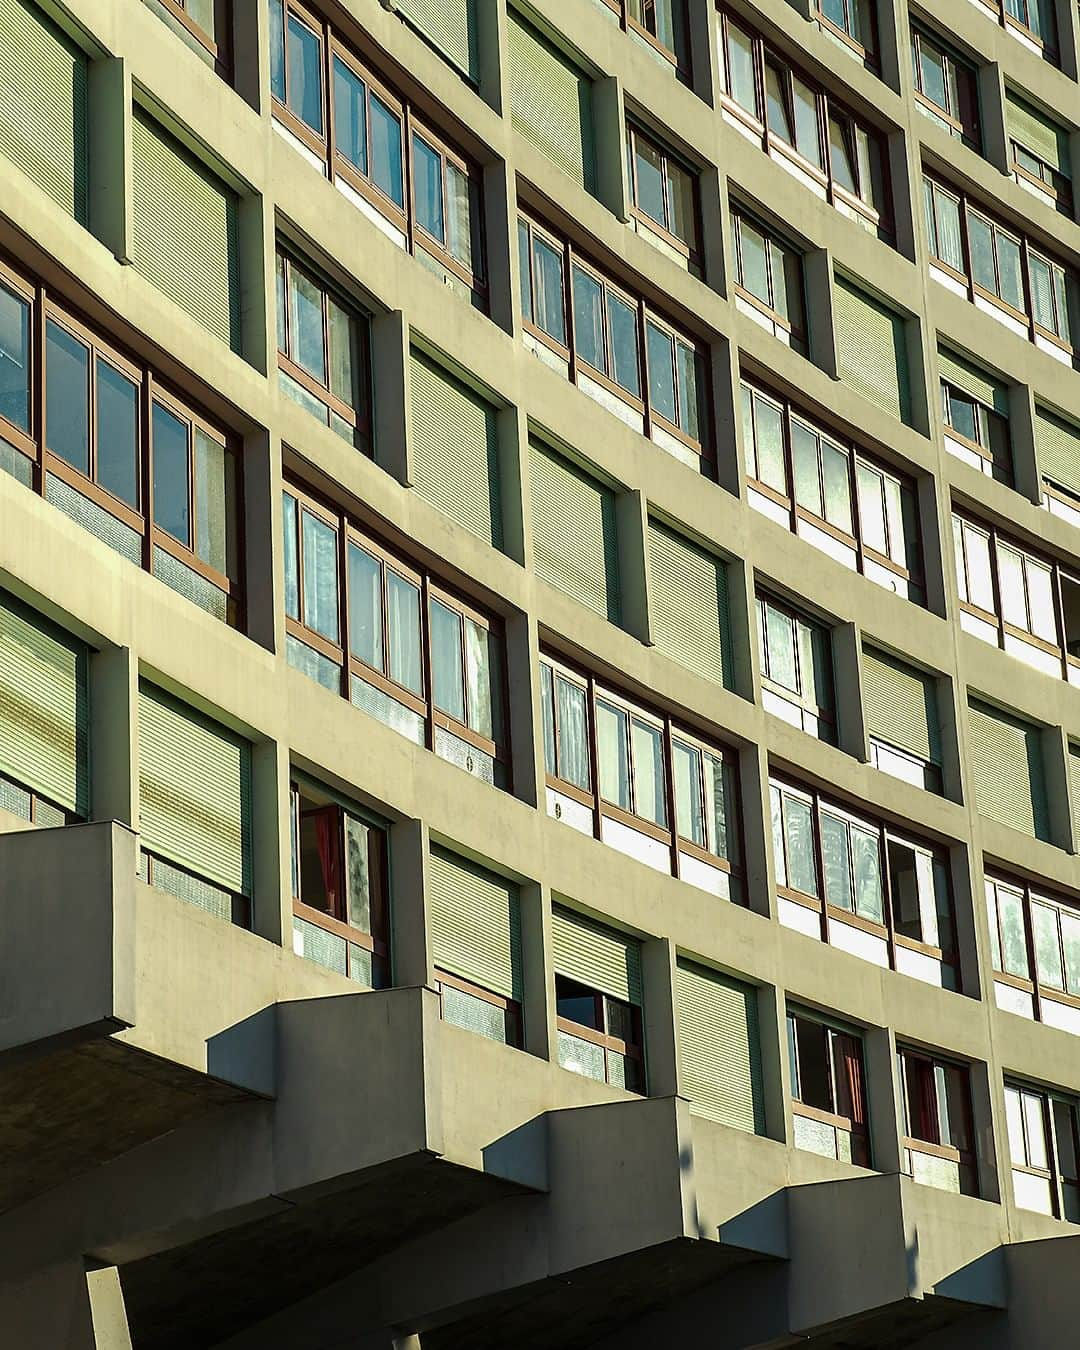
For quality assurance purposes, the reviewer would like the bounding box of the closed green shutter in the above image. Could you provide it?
[428,846,522,999]
[1035,405,1080,498]
[648,518,731,688]
[398,0,478,81]
[0,593,88,816]
[131,107,240,351]
[967,699,1050,841]
[507,11,595,192]
[530,440,620,624]
[409,348,503,550]
[0,0,87,220]
[1070,744,1080,846]
[938,347,1009,416]
[834,275,911,425]
[1006,91,1071,177]
[676,959,764,1134]
[551,905,642,1005]
[138,682,252,895]
[862,646,939,763]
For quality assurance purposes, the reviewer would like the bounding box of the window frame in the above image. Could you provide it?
[787,1008,872,1167]
[603,0,691,75]
[625,119,702,265]
[270,0,328,157]
[1004,1079,1079,1219]
[910,25,980,146]
[730,208,807,350]
[814,0,878,65]
[555,972,645,1092]
[436,967,523,1047]
[756,591,836,740]
[409,116,487,293]
[986,871,1080,1023]
[975,0,1059,62]
[939,373,1011,480]
[156,0,232,77]
[1009,129,1073,214]
[897,1045,979,1195]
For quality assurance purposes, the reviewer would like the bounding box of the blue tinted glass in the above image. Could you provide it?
[332,57,366,173]
[45,321,89,475]
[287,13,323,134]
[370,94,404,208]
[412,134,445,244]
[96,358,138,506]
[152,401,191,547]
[0,283,29,432]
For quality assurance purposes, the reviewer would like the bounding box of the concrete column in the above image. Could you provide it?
[86,1266,133,1350]
[232,0,269,115]
[886,128,917,264]
[593,77,629,221]
[864,1024,902,1175]
[918,470,950,621]
[712,334,741,498]
[497,402,527,567]
[936,667,964,806]
[834,622,869,763]
[724,553,755,702]
[244,426,277,655]
[642,935,678,1097]
[476,0,505,114]
[505,609,540,808]
[743,742,774,919]
[90,643,136,827]
[617,488,651,646]
[1056,0,1080,81]
[805,247,837,378]
[1042,724,1073,852]
[251,735,289,947]
[968,1056,1002,1204]
[875,0,904,105]
[88,57,129,263]
[391,816,433,987]
[978,65,1010,175]
[372,310,410,485]
[758,981,789,1145]
[521,880,554,1060]
[687,0,720,106]
[483,156,516,338]
[1009,384,1042,506]
[238,190,270,376]
[949,841,985,1003]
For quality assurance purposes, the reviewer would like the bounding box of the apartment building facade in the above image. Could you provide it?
[4,0,1080,1344]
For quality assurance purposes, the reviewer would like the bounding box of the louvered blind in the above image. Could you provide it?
[648,518,731,688]
[938,348,1009,416]
[131,107,240,351]
[0,593,88,816]
[409,348,503,550]
[0,0,87,220]
[676,960,764,1134]
[398,0,478,81]
[507,11,596,192]
[138,682,252,895]
[834,275,911,425]
[862,647,939,764]
[1035,405,1080,498]
[967,699,1050,841]
[1070,744,1080,846]
[428,846,522,1000]
[530,440,620,624]
[551,905,642,1005]
[1006,91,1071,177]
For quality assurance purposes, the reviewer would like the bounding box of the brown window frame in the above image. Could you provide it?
[625,119,702,266]
[1009,135,1074,215]
[756,590,836,741]
[156,0,232,78]
[602,0,691,76]
[940,372,1012,481]
[897,1045,979,1195]
[813,0,879,67]
[555,972,645,1092]
[730,208,808,352]
[910,25,980,146]
[986,871,1080,1024]
[974,0,1059,63]
[435,968,523,1047]
[788,1008,872,1167]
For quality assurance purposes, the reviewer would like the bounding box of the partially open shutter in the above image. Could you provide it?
[409,348,502,550]
[428,846,522,999]
[0,592,88,816]
[551,905,642,1005]
[0,0,87,220]
[968,698,1049,841]
[676,959,764,1134]
[138,682,251,894]
[834,275,911,425]
[398,0,478,81]
[507,11,595,192]
[648,518,731,688]
[530,440,620,624]
[131,107,240,351]
[1006,90,1071,178]
[862,646,939,764]
[1035,405,1080,498]
[938,347,1009,416]
[1070,744,1080,845]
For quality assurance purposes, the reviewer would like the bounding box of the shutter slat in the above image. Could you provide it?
[0,0,87,220]
[530,440,620,623]
[398,0,478,80]
[409,349,503,550]
[676,959,764,1134]
[507,11,595,192]
[551,905,641,1005]
[138,682,251,895]
[968,699,1049,841]
[938,347,1009,417]
[131,108,240,351]
[834,276,911,425]
[648,519,730,688]
[1006,90,1070,176]
[1035,405,1080,498]
[0,593,88,815]
[429,846,522,1000]
[862,646,938,763]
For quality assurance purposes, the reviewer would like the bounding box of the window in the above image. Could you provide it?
[283,481,510,788]
[1006,90,1072,213]
[1005,1081,1080,1219]
[540,653,742,900]
[987,874,1080,1034]
[290,780,390,986]
[730,210,806,352]
[757,594,835,740]
[939,352,1011,482]
[910,26,979,145]
[1036,404,1080,525]
[787,1009,870,1166]
[741,380,924,604]
[270,0,325,147]
[626,121,700,266]
[898,1047,978,1195]
[604,0,690,73]
[275,246,369,448]
[153,0,229,73]
[771,777,957,987]
[979,0,1058,59]
[517,211,708,462]
[862,646,942,794]
[816,0,877,58]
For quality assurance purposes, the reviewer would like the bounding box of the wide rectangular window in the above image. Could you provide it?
[788,1008,870,1167]
[1005,1081,1079,1219]
[508,12,596,193]
[898,1047,978,1196]
[938,347,1011,482]
[731,209,807,352]
[1006,89,1072,213]
[861,645,942,793]
[676,959,764,1132]
[626,121,700,268]
[757,593,835,741]
[833,273,912,425]
[910,25,979,146]
[967,697,1050,842]
[986,873,1080,1034]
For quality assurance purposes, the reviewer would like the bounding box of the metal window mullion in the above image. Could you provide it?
[811,791,829,944]
[1023,883,1046,1023]
[564,240,578,382]
[404,104,416,258]
[420,573,435,751]
[1019,235,1037,342]
[142,372,156,571]
[663,715,679,877]
[987,525,1007,650]
[337,510,350,699]
[879,821,898,970]
[588,676,603,840]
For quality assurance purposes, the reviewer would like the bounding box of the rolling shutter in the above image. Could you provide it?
[1070,744,1080,845]
[1035,406,1080,498]
[648,518,731,688]
[967,698,1049,841]
[131,106,240,351]
[1006,91,1070,178]
[428,846,522,1000]
[409,348,503,550]
[507,11,595,192]
[834,275,911,425]
[398,0,478,81]
[938,348,1009,416]
[138,682,252,895]
[862,646,939,764]
[530,440,620,624]
[0,0,87,220]
[676,959,764,1134]
[0,592,88,816]
[551,905,642,1005]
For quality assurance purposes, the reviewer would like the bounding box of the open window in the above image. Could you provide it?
[757,593,835,741]
[899,1047,978,1195]
[1005,1080,1080,1220]
[788,1009,870,1166]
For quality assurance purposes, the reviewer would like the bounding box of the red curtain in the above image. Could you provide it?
[916,1061,939,1144]
[834,1033,866,1127]
[315,806,342,918]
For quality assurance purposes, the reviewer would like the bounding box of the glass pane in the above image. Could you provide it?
[194,429,227,572]
[820,811,853,911]
[765,63,793,144]
[673,739,704,845]
[283,492,299,620]
[289,266,327,384]
[443,983,509,1044]
[572,266,606,374]
[963,524,995,612]
[557,676,590,791]
[668,159,696,247]
[631,717,666,827]
[370,93,404,208]
[765,603,798,691]
[1029,256,1054,332]
[45,321,89,475]
[703,752,733,862]
[646,320,675,423]
[1005,1086,1026,1164]
[997,546,1028,631]
[275,249,287,353]
[934,190,964,272]
[945,387,977,443]
[967,214,996,294]
[785,794,818,896]
[557,975,601,1029]
[737,219,769,304]
[465,617,494,740]
[327,297,358,410]
[793,76,822,168]
[301,509,339,642]
[596,699,630,810]
[753,394,787,492]
[96,359,138,507]
[347,543,383,671]
[676,340,700,440]
[852,826,883,923]
[829,116,857,194]
[1024,1091,1049,1169]
[1033,903,1065,990]
[269,0,285,103]
[540,664,556,776]
[821,439,853,532]
[609,295,641,397]
[792,421,823,518]
[1054,1100,1079,1180]
[771,784,787,887]
[332,57,366,173]
[558,1029,605,1081]
[518,221,532,325]
[1062,910,1080,997]
[344,813,373,933]
[920,42,947,109]
[633,133,666,226]
[999,885,1030,979]
[1026,560,1056,642]
[0,283,29,431]
[997,233,1024,311]
[445,161,473,269]
[152,401,191,547]
[533,236,566,345]
[412,134,445,245]
[726,24,757,112]
[430,599,465,723]
[856,463,887,554]
[387,570,422,694]
[287,13,323,134]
